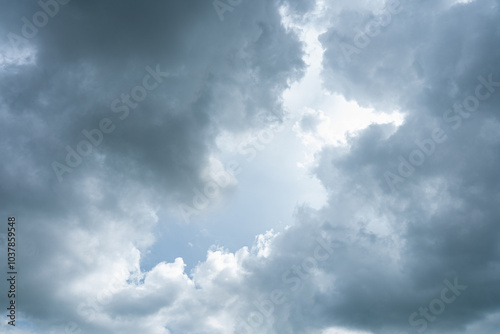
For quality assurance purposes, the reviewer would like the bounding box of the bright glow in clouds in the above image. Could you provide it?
[280,1,404,168]
[452,0,475,4]
[321,327,374,334]
[0,42,37,69]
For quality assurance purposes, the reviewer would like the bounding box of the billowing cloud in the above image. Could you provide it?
[0,0,499,333]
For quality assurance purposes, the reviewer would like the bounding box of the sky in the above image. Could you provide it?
[0,0,500,333]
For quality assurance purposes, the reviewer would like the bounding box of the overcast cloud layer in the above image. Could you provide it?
[1,0,500,333]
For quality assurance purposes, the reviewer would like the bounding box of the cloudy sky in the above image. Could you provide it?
[1,0,500,333]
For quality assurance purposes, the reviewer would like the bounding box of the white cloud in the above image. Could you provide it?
[1,1,500,334]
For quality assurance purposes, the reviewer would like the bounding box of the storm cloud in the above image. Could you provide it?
[0,0,499,333]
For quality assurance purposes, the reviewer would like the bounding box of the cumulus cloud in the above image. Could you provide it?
[1,0,499,333]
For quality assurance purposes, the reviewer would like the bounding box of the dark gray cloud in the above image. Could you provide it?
[1,0,500,333]
[0,0,305,332]
[282,0,500,332]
